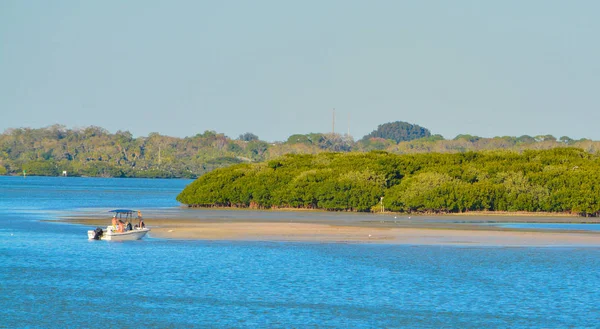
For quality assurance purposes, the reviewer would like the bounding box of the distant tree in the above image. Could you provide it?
[318,133,353,152]
[238,132,259,142]
[420,134,445,142]
[46,124,68,139]
[286,134,311,144]
[454,134,480,142]
[559,136,574,144]
[115,130,134,142]
[227,141,243,153]
[359,137,395,151]
[516,135,536,144]
[82,126,109,138]
[362,121,431,143]
[23,161,59,176]
[247,140,269,161]
[307,133,326,145]
[286,133,326,145]
[198,130,218,139]
[535,135,556,142]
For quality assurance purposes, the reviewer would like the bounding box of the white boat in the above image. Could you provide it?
[88,226,150,241]
[88,209,150,241]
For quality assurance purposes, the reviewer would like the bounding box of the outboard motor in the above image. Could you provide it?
[93,227,104,240]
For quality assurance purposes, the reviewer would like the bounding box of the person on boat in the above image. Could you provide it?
[117,220,125,233]
[137,210,145,229]
[111,215,117,229]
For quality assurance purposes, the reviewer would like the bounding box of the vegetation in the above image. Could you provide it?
[238,132,260,142]
[4,124,600,216]
[177,148,600,216]
[0,125,256,178]
[361,121,431,143]
[2,123,600,179]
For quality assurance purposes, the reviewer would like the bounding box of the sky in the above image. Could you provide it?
[1,1,599,142]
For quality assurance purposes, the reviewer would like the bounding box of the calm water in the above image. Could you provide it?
[498,223,600,231]
[1,176,599,328]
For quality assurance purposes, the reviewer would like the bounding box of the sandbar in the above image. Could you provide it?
[60,210,600,246]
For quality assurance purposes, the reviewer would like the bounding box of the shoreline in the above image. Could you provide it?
[58,209,600,246]
[182,206,584,218]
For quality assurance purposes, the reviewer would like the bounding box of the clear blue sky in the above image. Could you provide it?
[1,1,599,141]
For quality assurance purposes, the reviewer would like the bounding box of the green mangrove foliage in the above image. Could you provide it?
[177,148,600,216]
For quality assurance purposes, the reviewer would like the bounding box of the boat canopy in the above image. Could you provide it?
[109,209,136,220]
[109,209,134,214]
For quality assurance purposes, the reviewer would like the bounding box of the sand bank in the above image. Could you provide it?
[150,222,600,246]
[63,215,600,246]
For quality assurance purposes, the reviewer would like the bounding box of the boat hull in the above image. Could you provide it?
[88,227,150,241]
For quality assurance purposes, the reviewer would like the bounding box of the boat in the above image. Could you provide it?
[88,209,150,241]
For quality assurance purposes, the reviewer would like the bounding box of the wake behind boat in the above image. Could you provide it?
[88,209,150,241]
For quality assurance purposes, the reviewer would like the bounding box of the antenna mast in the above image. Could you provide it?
[332,108,335,134]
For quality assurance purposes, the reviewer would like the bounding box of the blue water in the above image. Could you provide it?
[1,177,600,328]
[498,223,600,231]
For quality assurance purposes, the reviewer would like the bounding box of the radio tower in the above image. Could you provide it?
[332,108,335,134]
[347,113,350,136]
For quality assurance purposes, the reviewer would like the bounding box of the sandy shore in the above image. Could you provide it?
[61,211,600,246]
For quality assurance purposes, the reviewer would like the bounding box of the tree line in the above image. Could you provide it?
[177,148,600,216]
[0,125,267,178]
[2,123,600,178]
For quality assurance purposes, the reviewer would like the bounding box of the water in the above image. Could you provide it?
[1,176,600,328]
[497,223,600,231]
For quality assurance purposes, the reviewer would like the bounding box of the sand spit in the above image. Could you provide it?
[62,213,600,246]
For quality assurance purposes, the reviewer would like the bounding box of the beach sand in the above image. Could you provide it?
[62,212,600,246]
